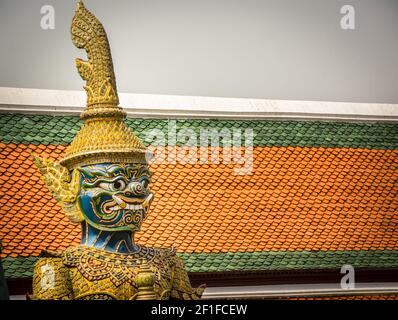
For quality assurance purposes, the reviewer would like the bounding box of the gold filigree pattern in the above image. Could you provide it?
[32,257,74,300]
[71,0,119,109]
[32,156,83,222]
[64,245,174,287]
[61,119,148,170]
[60,1,149,170]
[32,246,204,300]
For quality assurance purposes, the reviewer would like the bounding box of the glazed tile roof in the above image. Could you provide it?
[0,114,397,149]
[2,257,38,279]
[3,250,398,279]
[1,114,398,279]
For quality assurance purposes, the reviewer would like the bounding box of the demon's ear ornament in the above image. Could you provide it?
[32,155,83,223]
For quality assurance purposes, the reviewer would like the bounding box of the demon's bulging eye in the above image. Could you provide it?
[99,179,126,192]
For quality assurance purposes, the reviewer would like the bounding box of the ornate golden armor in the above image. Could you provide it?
[31,1,204,300]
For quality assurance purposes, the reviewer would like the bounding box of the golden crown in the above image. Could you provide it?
[60,1,148,170]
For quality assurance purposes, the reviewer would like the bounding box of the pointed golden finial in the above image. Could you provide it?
[70,0,122,119]
[58,1,149,170]
[134,260,158,300]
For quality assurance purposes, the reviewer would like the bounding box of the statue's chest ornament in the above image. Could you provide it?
[64,246,175,287]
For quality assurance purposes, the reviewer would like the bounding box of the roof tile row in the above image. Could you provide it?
[0,143,397,258]
[0,114,397,149]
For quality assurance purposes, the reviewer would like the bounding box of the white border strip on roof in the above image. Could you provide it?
[202,282,398,299]
[0,87,397,121]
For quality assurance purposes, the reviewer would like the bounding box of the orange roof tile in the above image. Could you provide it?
[0,143,397,257]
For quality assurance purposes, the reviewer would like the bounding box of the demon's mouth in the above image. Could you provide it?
[102,193,153,214]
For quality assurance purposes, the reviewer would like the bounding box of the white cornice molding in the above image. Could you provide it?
[202,282,398,299]
[0,87,397,122]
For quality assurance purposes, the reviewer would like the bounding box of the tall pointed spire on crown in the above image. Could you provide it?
[60,1,148,170]
[71,0,121,118]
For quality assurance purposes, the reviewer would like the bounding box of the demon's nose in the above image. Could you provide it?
[126,181,145,195]
[124,191,134,197]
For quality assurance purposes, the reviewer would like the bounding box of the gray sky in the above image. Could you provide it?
[0,0,397,103]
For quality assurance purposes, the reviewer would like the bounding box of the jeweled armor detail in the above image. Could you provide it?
[32,246,203,300]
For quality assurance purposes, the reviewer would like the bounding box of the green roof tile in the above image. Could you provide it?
[2,256,39,279]
[0,114,397,149]
[3,251,397,279]
[178,250,398,273]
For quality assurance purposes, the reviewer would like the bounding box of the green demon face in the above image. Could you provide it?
[77,163,154,232]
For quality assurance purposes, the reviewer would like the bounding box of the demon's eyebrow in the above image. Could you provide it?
[106,164,126,175]
[79,164,126,179]
[79,166,109,179]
